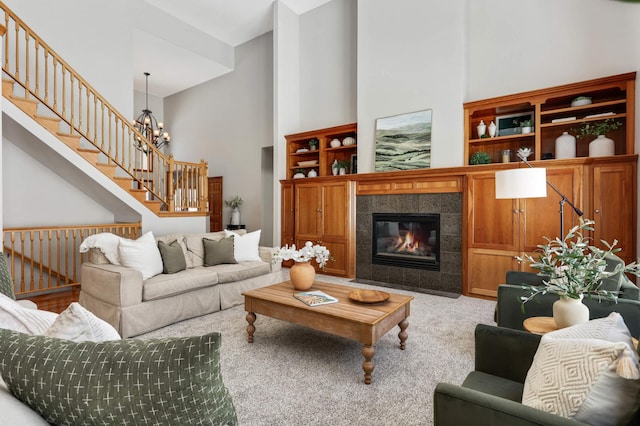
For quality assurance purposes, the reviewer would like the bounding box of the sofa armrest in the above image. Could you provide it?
[81,263,143,307]
[434,383,584,426]
[259,246,281,272]
[474,324,541,383]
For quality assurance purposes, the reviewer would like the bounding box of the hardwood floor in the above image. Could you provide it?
[19,287,80,313]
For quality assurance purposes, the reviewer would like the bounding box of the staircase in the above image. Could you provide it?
[0,1,208,216]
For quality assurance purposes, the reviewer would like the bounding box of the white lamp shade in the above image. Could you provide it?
[495,168,547,199]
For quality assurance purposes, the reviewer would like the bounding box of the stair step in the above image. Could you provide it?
[130,188,149,202]
[34,114,61,133]
[76,147,101,164]
[114,176,134,191]
[144,200,163,214]
[95,163,117,178]
[2,79,14,97]
[56,132,81,149]
[8,95,39,117]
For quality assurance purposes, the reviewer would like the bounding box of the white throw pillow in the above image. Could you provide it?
[522,313,640,426]
[224,229,262,262]
[0,293,57,334]
[43,302,121,341]
[118,232,164,279]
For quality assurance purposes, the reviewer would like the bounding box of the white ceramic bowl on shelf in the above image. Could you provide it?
[342,137,356,146]
[571,97,592,107]
[330,139,341,148]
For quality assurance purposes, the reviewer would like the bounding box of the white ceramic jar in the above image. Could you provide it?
[555,132,576,159]
[330,139,341,148]
[589,135,615,157]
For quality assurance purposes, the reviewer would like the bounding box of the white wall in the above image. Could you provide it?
[357,0,466,172]
[165,32,274,238]
[2,139,115,227]
[299,0,357,130]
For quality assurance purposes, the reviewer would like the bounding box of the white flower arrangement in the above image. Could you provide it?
[273,241,332,269]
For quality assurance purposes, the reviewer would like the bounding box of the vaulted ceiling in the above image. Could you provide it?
[134,0,331,97]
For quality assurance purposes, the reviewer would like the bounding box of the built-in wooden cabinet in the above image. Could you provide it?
[590,157,637,265]
[464,72,635,165]
[293,179,355,277]
[285,123,357,179]
[281,181,295,248]
[465,156,637,298]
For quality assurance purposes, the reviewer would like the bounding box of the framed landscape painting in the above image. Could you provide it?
[375,109,432,172]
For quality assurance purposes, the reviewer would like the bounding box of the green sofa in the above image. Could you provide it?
[433,324,640,425]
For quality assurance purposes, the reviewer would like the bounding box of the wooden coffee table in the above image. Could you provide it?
[242,281,413,384]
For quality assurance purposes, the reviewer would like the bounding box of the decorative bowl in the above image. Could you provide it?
[571,97,592,107]
[330,139,341,148]
[297,160,318,167]
[342,137,356,146]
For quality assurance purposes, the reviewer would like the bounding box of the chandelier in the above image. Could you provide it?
[134,72,171,149]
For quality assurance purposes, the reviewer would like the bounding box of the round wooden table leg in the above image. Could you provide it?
[398,319,409,350]
[246,312,256,343]
[362,345,375,385]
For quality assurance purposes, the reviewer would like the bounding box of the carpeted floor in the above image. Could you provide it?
[138,273,496,426]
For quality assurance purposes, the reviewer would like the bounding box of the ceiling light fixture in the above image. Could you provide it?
[134,72,171,150]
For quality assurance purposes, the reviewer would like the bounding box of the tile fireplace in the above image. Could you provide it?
[356,193,462,296]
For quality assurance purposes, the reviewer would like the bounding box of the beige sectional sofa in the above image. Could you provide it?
[80,231,285,338]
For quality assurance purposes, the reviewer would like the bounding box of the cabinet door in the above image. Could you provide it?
[467,173,518,250]
[295,182,321,239]
[467,248,520,298]
[320,181,350,238]
[521,167,582,252]
[593,162,636,263]
[281,182,295,247]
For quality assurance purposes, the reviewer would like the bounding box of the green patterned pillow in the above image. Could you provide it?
[0,329,237,425]
[0,253,16,300]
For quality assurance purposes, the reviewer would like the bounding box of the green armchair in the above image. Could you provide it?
[495,254,640,338]
[433,324,640,425]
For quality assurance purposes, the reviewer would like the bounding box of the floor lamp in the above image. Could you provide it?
[495,151,583,237]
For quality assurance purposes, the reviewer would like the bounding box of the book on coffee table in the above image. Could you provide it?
[294,290,338,307]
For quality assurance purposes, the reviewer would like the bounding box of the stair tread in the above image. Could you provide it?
[96,163,117,168]
[35,114,60,122]
[57,132,80,139]
[10,95,38,104]
[76,147,100,153]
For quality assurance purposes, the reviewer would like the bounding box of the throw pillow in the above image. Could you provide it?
[79,232,123,265]
[118,231,164,279]
[157,240,187,274]
[0,329,238,426]
[522,313,640,425]
[43,302,121,341]
[0,253,16,300]
[224,229,262,262]
[0,293,57,334]
[203,237,237,266]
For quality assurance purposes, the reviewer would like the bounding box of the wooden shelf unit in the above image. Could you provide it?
[285,123,357,179]
[464,72,636,164]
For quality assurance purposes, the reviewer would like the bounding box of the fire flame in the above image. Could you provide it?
[390,231,426,255]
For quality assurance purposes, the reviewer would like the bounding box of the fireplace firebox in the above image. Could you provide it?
[372,213,440,271]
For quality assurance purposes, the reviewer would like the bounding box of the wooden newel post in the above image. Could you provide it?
[167,154,175,212]
[200,159,208,212]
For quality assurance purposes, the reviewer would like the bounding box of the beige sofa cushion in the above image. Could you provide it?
[216,261,271,284]
[143,267,218,301]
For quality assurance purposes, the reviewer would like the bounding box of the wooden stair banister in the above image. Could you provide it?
[0,2,208,215]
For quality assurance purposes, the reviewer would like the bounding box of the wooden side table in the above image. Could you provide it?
[523,316,639,348]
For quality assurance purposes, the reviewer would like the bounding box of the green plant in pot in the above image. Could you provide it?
[336,160,351,175]
[572,118,621,157]
[518,218,640,327]
[520,119,533,134]
[469,151,491,165]
[224,195,244,225]
[308,138,319,150]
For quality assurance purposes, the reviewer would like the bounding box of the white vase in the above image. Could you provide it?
[553,295,589,328]
[330,139,341,148]
[307,169,317,177]
[488,121,497,137]
[231,207,241,225]
[476,120,486,138]
[331,160,339,176]
[589,135,615,157]
[555,132,576,159]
